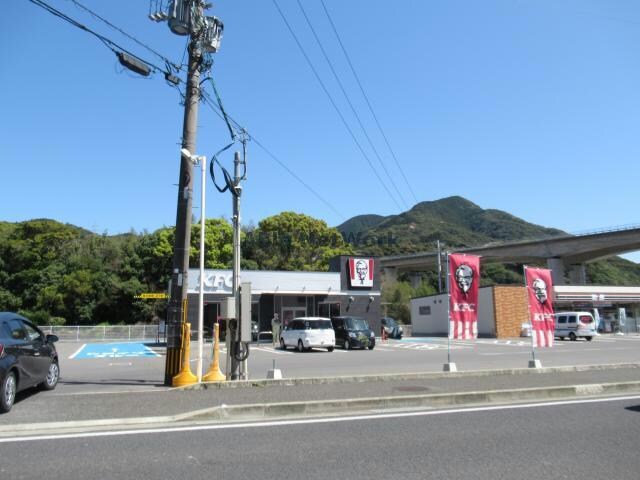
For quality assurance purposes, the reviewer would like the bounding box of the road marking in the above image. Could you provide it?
[3,395,639,444]
[70,343,160,359]
[68,344,87,359]
[479,352,522,356]
[252,347,293,355]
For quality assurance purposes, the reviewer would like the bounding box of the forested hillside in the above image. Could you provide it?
[1,197,638,326]
[0,214,351,325]
[338,196,640,307]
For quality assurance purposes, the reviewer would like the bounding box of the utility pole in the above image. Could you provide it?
[227,151,245,380]
[149,1,225,385]
[165,37,202,385]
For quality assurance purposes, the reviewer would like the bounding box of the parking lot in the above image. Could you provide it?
[49,334,640,395]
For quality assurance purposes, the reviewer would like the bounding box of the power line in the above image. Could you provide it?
[319,0,419,204]
[27,0,173,80]
[271,0,403,212]
[295,0,409,210]
[35,0,346,222]
[199,88,346,220]
[66,0,182,72]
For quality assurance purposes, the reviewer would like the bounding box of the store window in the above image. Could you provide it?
[318,302,341,318]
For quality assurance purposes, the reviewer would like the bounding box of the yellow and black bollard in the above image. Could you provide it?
[203,322,226,382]
[172,322,198,387]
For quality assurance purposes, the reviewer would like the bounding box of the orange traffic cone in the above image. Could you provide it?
[172,322,198,387]
[203,323,226,382]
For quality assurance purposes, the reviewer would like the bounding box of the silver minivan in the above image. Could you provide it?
[280,317,335,352]
[554,312,596,341]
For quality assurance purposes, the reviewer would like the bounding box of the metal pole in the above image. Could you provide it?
[445,253,451,364]
[229,151,243,380]
[437,240,443,293]
[165,38,202,385]
[197,155,206,382]
[524,266,537,363]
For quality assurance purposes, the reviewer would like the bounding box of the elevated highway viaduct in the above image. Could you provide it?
[380,226,640,286]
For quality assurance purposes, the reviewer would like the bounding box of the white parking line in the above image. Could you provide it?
[252,347,294,355]
[68,344,87,359]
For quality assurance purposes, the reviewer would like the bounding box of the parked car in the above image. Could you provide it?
[554,312,596,341]
[381,317,404,339]
[0,312,60,413]
[331,316,376,350]
[280,317,335,352]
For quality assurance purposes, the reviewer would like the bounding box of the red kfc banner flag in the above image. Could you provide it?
[525,267,555,348]
[448,253,480,339]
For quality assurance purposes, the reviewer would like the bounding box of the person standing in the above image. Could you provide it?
[271,313,281,346]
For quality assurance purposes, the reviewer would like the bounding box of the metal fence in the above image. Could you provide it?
[39,325,162,342]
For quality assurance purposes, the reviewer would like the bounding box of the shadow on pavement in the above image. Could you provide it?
[60,380,166,387]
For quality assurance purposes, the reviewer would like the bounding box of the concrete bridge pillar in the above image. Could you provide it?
[568,264,587,285]
[546,258,587,285]
[409,272,422,289]
[547,258,567,285]
[382,267,398,284]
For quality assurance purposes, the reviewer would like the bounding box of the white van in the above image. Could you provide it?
[554,312,596,341]
[280,317,335,352]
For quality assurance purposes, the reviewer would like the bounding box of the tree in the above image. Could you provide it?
[190,218,234,268]
[243,212,353,271]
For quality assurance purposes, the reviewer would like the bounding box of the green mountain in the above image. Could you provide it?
[336,196,640,286]
[337,196,565,256]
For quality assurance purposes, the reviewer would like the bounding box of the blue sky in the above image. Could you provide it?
[2,1,639,259]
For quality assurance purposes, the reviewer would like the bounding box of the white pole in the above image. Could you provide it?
[196,156,206,382]
[446,253,452,364]
[524,266,536,363]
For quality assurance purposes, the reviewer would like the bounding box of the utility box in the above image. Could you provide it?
[240,282,252,343]
[220,296,235,319]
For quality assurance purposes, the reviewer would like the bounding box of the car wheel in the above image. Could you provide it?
[344,339,350,350]
[280,338,287,350]
[585,336,593,342]
[1,371,16,413]
[327,347,334,352]
[569,332,577,341]
[368,345,374,350]
[297,340,305,353]
[41,361,59,391]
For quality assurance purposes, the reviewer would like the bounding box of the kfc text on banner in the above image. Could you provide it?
[448,253,480,339]
[524,267,555,348]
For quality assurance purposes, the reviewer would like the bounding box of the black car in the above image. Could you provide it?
[0,312,59,413]
[381,317,404,339]
[331,316,375,350]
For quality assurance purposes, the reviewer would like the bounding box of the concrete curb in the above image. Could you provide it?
[3,379,640,438]
[178,380,640,422]
[178,362,640,390]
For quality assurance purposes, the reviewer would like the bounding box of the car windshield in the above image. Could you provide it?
[345,318,369,330]
[384,317,397,327]
[306,320,332,329]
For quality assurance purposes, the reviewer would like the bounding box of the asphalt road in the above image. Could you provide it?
[1,396,639,479]
[53,334,640,393]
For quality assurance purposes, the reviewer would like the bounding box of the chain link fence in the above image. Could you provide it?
[39,325,164,343]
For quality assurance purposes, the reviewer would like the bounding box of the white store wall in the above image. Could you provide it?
[411,287,496,337]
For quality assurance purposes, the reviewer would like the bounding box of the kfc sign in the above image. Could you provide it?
[448,253,480,339]
[525,267,555,348]
[349,258,374,288]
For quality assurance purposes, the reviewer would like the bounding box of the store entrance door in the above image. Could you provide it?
[282,308,306,330]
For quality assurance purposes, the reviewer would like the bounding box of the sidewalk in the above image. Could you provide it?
[1,363,639,435]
